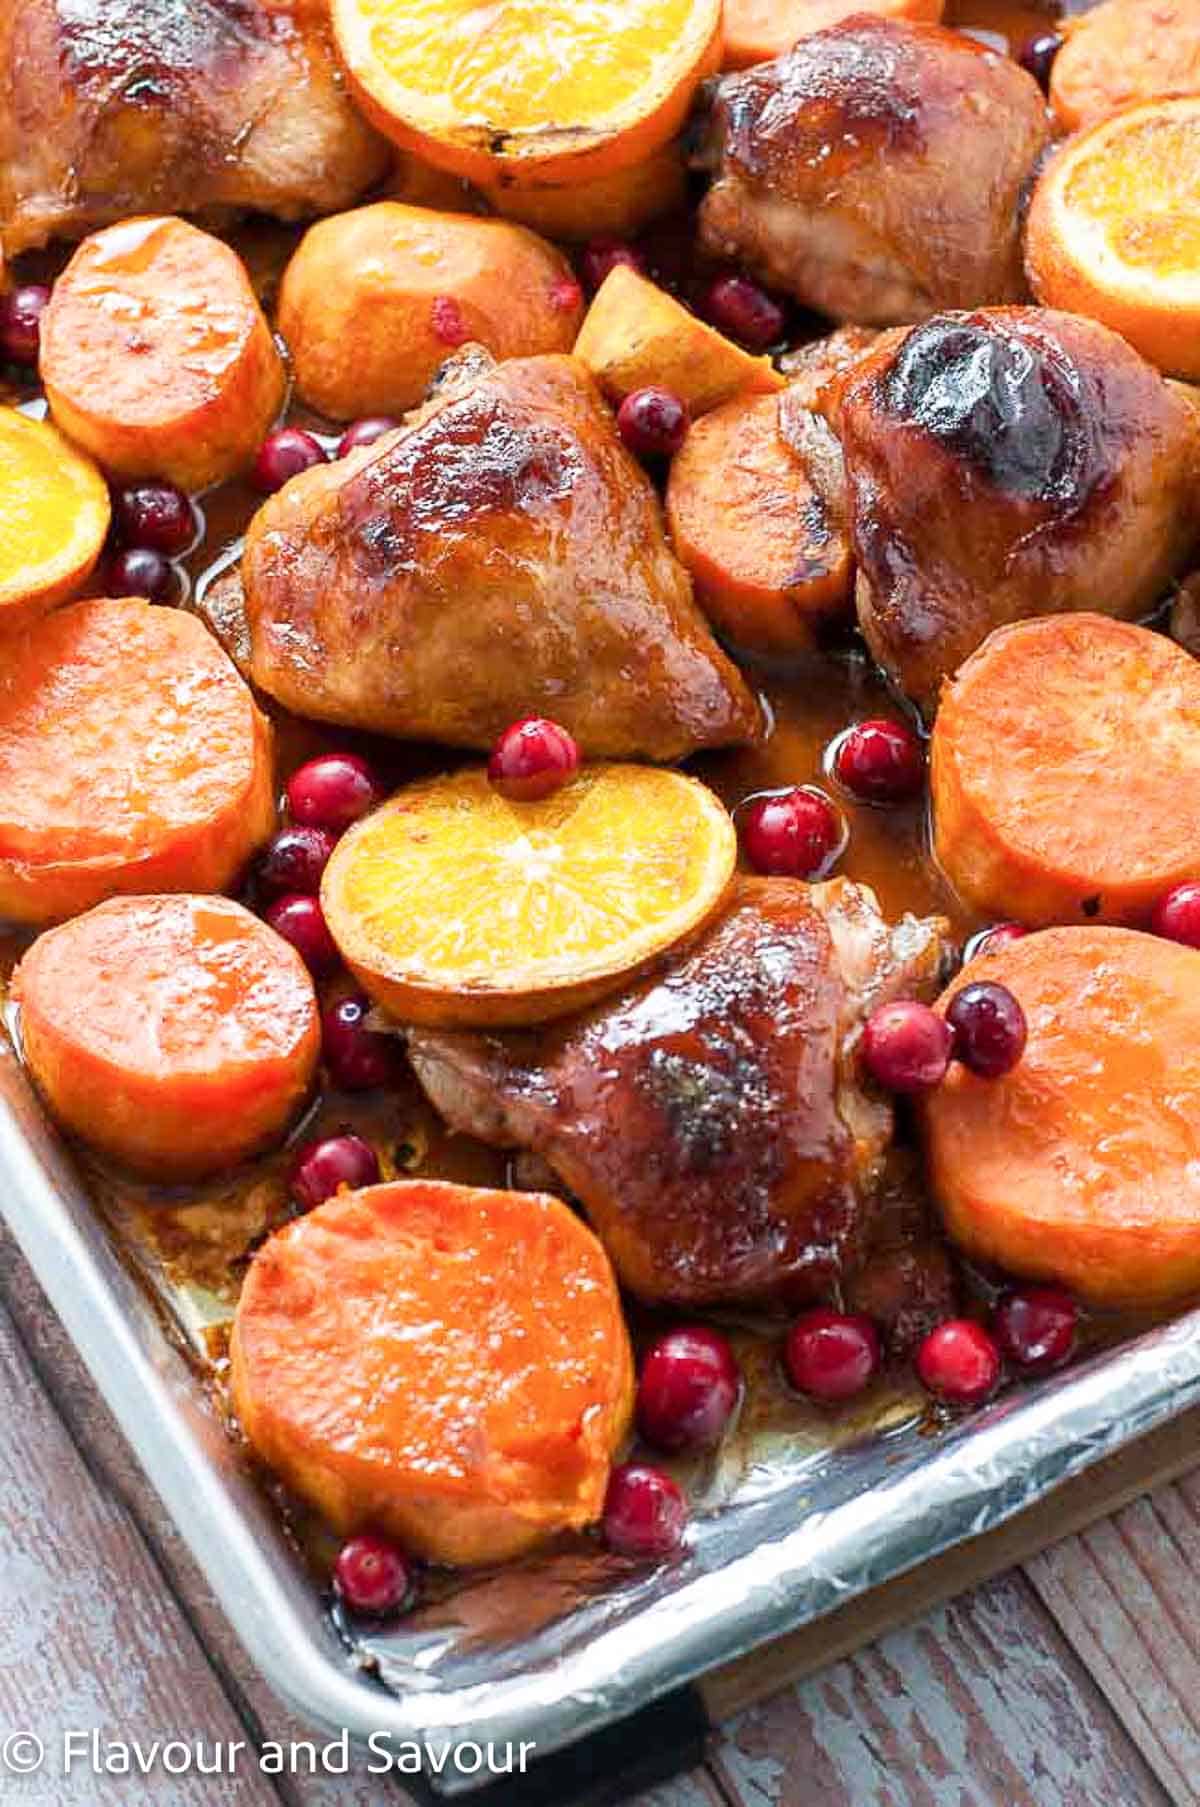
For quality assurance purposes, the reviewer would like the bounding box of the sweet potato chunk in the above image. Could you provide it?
[574,264,783,413]
[1050,0,1200,131]
[721,0,943,68]
[14,895,319,1179]
[932,615,1200,927]
[40,216,285,488]
[277,202,583,419]
[922,927,1200,1306]
[0,407,110,628]
[0,597,275,923]
[481,145,686,241]
[230,1180,634,1564]
[666,390,851,651]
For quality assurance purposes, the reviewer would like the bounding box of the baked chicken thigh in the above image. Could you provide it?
[408,877,946,1309]
[695,17,1051,326]
[838,307,1200,712]
[0,0,388,254]
[242,350,761,758]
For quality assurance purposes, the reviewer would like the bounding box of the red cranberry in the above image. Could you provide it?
[0,283,50,365]
[636,1326,740,1454]
[946,981,1027,1078]
[336,416,400,458]
[916,1319,1001,1406]
[617,386,690,459]
[581,237,646,293]
[602,1463,688,1558]
[862,1000,953,1094]
[488,717,580,802]
[700,274,785,352]
[549,275,584,314]
[1017,30,1062,89]
[112,481,195,555]
[286,752,384,835]
[994,1287,1078,1375]
[322,993,396,1091]
[108,545,173,602]
[264,893,340,976]
[291,1133,380,1212]
[1151,881,1200,949]
[256,826,336,898]
[739,787,842,879]
[965,922,1029,961]
[430,295,469,346]
[251,426,327,494]
[333,1532,412,1616]
[785,1308,881,1403]
[833,718,925,804]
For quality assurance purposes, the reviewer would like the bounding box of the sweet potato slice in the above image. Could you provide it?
[278,202,584,420]
[0,407,110,628]
[481,145,687,242]
[574,264,783,413]
[0,597,275,923]
[230,1180,634,1564]
[1050,0,1200,131]
[666,390,851,652]
[722,0,943,68]
[40,216,285,489]
[932,614,1200,927]
[13,895,319,1180]
[922,927,1200,1306]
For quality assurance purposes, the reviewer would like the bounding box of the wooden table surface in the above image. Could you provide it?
[1,1217,1195,1807]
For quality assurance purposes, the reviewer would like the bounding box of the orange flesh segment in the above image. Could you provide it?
[0,408,110,619]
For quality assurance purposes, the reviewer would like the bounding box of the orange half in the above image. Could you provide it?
[1026,97,1200,378]
[331,0,723,186]
[0,407,109,627]
[321,764,737,1026]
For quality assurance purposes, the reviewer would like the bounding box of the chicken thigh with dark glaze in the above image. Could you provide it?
[694,18,1051,326]
[242,350,761,759]
[0,0,388,254]
[838,307,1200,713]
[408,877,946,1310]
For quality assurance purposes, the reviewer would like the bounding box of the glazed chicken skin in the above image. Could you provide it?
[408,877,946,1309]
[0,0,388,255]
[242,349,761,758]
[839,307,1200,712]
[695,18,1051,326]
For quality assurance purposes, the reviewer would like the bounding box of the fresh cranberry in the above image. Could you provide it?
[1017,30,1062,89]
[112,481,196,555]
[430,295,469,346]
[549,275,584,314]
[250,426,327,494]
[291,1133,380,1212]
[108,545,172,602]
[965,922,1029,961]
[916,1319,1001,1406]
[946,981,1027,1078]
[617,386,690,459]
[580,237,645,293]
[286,752,384,835]
[700,274,785,351]
[636,1326,740,1454]
[264,893,340,976]
[1151,881,1200,949]
[739,787,842,879]
[256,826,336,898]
[833,718,925,804]
[336,416,400,458]
[0,283,50,365]
[333,1532,412,1616]
[488,717,580,802]
[862,1000,953,1094]
[322,993,396,1091]
[994,1287,1078,1375]
[602,1463,688,1558]
[785,1308,881,1403]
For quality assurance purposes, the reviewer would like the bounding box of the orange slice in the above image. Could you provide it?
[330,0,723,187]
[1026,97,1200,378]
[321,764,737,1025]
[0,407,110,629]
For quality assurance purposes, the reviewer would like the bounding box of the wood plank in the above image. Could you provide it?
[0,1292,280,1807]
[707,1573,1166,1807]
